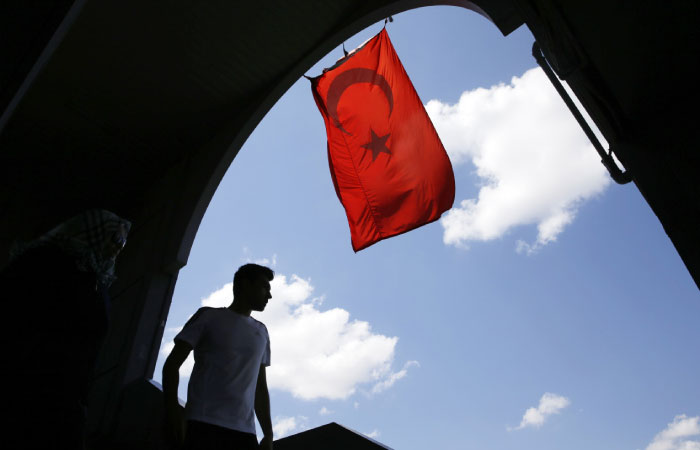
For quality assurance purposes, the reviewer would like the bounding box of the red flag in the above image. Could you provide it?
[310,29,455,251]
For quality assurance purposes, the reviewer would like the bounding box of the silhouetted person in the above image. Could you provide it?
[163,263,274,450]
[1,209,131,449]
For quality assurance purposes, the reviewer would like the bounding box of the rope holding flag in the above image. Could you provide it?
[309,29,455,251]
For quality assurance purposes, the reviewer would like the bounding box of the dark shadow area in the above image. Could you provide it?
[0,210,130,448]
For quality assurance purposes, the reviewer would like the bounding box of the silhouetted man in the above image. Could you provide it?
[163,263,274,450]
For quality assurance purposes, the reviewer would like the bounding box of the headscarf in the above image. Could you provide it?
[10,209,132,288]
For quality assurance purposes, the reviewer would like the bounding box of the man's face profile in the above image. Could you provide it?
[245,276,272,312]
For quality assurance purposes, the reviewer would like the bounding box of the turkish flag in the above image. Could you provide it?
[310,29,455,251]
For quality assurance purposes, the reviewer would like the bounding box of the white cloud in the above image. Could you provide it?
[510,392,570,430]
[273,415,308,438]
[242,248,278,267]
[251,274,415,400]
[252,254,277,267]
[426,67,610,252]
[364,429,381,439]
[200,283,233,308]
[646,415,700,450]
[371,360,419,394]
[319,406,333,416]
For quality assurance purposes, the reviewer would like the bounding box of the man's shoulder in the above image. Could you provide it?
[193,306,217,318]
[182,306,219,327]
[249,317,269,335]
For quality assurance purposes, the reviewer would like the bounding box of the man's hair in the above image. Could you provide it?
[233,263,274,296]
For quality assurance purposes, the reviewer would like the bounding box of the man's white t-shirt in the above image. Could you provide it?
[175,307,271,434]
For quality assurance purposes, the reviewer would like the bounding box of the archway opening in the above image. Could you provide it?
[152,6,700,449]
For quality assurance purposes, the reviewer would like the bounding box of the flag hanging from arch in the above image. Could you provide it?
[310,29,455,251]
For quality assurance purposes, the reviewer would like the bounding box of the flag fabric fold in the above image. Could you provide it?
[310,29,455,251]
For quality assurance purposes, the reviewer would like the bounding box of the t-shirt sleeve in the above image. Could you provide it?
[175,307,210,348]
[261,325,271,367]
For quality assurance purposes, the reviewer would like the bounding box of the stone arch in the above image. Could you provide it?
[90,2,521,445]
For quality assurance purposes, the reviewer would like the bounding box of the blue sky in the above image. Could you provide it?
[154,6,700,449]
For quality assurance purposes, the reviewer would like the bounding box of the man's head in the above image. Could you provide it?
[233,263,274,312]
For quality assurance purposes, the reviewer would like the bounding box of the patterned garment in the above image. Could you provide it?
[10,209,131,287]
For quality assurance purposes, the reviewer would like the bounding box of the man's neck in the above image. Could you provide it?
[229,299,252,317]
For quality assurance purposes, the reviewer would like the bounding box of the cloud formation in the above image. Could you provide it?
[196,273,415,400]
[425,67,610,252]
[510,392,570,430]
[364,429,381,439]
[242,247,278,267]
[273,415,308,438]
[646,415,700,450]
[371,360,419,394]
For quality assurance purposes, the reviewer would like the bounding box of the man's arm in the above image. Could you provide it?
[162,340,192,446]
[255,365,273,449]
